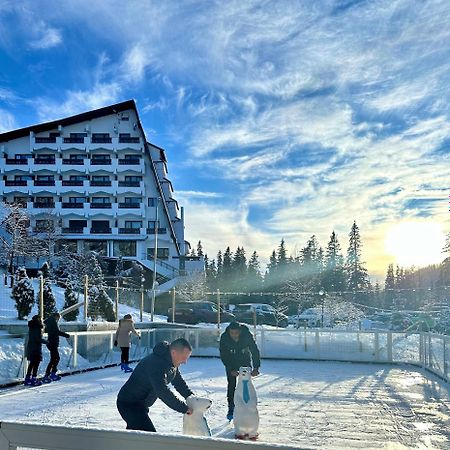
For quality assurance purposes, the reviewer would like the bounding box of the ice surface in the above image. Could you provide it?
[0,358,448,449]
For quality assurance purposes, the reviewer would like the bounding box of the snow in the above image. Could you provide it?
[0,358,449,449]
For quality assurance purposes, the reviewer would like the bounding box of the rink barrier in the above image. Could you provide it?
[0,328,448,386]
[0,421,303,450]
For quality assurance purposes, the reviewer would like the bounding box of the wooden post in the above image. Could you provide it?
[140,279,144,323]
[171,288,176,323]
[216,289,221,335]
[39,275,44,323]
[83,275,88,322]
[115,280,119,321]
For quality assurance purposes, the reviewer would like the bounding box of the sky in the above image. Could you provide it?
[0,0,449,279]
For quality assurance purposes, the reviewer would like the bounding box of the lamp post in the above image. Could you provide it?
[319,290,325,328]
[150,197,159,322]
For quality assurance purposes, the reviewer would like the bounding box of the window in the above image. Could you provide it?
[69,154,85,160]
[91,175,110,182]
[70,175,89,181]
[15,175,33,181]
[36,175,54,181]
[35,219,53,231]
[83,240,107,254]
[113,241,137,257]
[148,198,157,207]
[91,154,110,160]
[147,248,170,260]
[35,196,53,203]
[124,197,141,204]
[124,154,141,159]
[125,221,142,229]
[69,197,85,204]
[91,197,110,204]
[69,220,87,228]
[125,176,142,182]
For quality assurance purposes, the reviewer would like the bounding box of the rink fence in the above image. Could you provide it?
[0,327,448,386]
[0,421,302,450]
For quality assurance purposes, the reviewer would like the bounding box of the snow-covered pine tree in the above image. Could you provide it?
[96,288,115,322]
[11,267,35,320]
[42,280,57,319]
[62,281,78,321]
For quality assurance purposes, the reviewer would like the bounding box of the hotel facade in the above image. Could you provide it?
[0,100,202,291]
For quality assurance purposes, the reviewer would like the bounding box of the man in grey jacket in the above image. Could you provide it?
[116,338,194,432]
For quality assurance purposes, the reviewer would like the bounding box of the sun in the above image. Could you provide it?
[384,221,446,268]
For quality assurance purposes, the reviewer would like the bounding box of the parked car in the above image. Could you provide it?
[167,301,235,324]
[296,307,331,328]
[232,303,289,327]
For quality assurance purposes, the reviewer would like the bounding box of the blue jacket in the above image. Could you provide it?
[117,341,192,413]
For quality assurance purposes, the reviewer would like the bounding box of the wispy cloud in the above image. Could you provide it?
[0,108,17,132]
[29,22,62,49]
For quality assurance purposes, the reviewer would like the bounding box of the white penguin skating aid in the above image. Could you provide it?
[182,396,212,437]
[233,366,259,440]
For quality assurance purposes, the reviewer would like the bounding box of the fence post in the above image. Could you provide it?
[442,337,447,379]
[315,330,320,356]
[419,332,424,367]
[216,289,221,336]
[39,275,44,323]
[83,275,88,322]
[387,332,393,362]
[140,279,144,323]
[115,281,119,321]
[374,332,379,361]
[73,333,78,368]
[171,288,176,323]
[260,328,265,358]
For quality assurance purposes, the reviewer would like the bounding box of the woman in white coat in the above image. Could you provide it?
[114,314,140,372]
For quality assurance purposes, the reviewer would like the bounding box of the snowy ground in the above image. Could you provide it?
[0,358,449,449]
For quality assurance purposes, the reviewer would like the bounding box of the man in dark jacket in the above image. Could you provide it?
[43,312,70,383]
[219,321,260,420]
[25,315,48,386]
[116,338,194,432]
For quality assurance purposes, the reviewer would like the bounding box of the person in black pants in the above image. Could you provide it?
[219,322,260,420]
[25,315,48,386]
[43,312,70,383]
[116,338,194,432]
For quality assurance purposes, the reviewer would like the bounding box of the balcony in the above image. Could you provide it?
[5,180,27,186]
[118,228,141,234]
[147,228,167,235]
[63,137,84,143]
[118,181,140,187]
[35,137,56,144]
[62,159,85,165]
[118,203,140,209]
[5,159,28,165]
[61,203,84,209]
[118,158,141,165]
[33,227,55,233]
[91,137,112,144]
[90,203,112,209]
[33,202,55,209]
[62,180,84,186]
[90,159,112,165]
[34,158,56,165]
[34,180,55,186]
[90,227,112,234]
[90,181,112,187]
[62,227,84,234]
[119,137,140,144]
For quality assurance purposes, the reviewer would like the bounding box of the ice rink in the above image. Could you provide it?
[0,358,449,449]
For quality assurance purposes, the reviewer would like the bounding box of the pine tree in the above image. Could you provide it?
[96,288,116,321]
[11,267,35,320]
[264,250,278,289]
[221,247,233,290]
[345,221,370,292]
[277,239,288,267]
[40,261,50,280]
[322,231,346,292]
[63,281,78,321]
[42,280,57,319]
[197,241,204,257]
[247,251,263,292]
[231,246,247,291]
[384,263,396,306]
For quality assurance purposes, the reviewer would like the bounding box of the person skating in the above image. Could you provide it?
[116,338,194,432]
[24,315,48,386]
[114,313,140,372]
[42,312,70,383]
[219,322,260,420]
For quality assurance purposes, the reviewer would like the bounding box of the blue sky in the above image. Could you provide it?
[0,0,449,278]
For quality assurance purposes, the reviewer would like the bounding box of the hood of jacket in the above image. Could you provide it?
[28,317,42,329]
[152,341,172,362]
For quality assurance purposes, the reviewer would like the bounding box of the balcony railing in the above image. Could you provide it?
[119,137,140,143]
[62,180,84,186]
[35,137,56,143]
[5,180,27,186]
[61,203,84,208]
[118,181,140,187]
[90,159,112,165]
[118,158,141,165]
[62,228,84,234]
[33,227,55,233]
[33,202,55,208]
[118,203,140,208]
[34,158,55,164]
[34,180,55,186]
[118,228,141,234]
[63,137,84,143]
[5,159,28,165]
[90,227,112,234]
[147,228,167,235]
[91,138,112,144]
[90,181,112,187]
[62,159,85,165]
[90,203,112,209]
